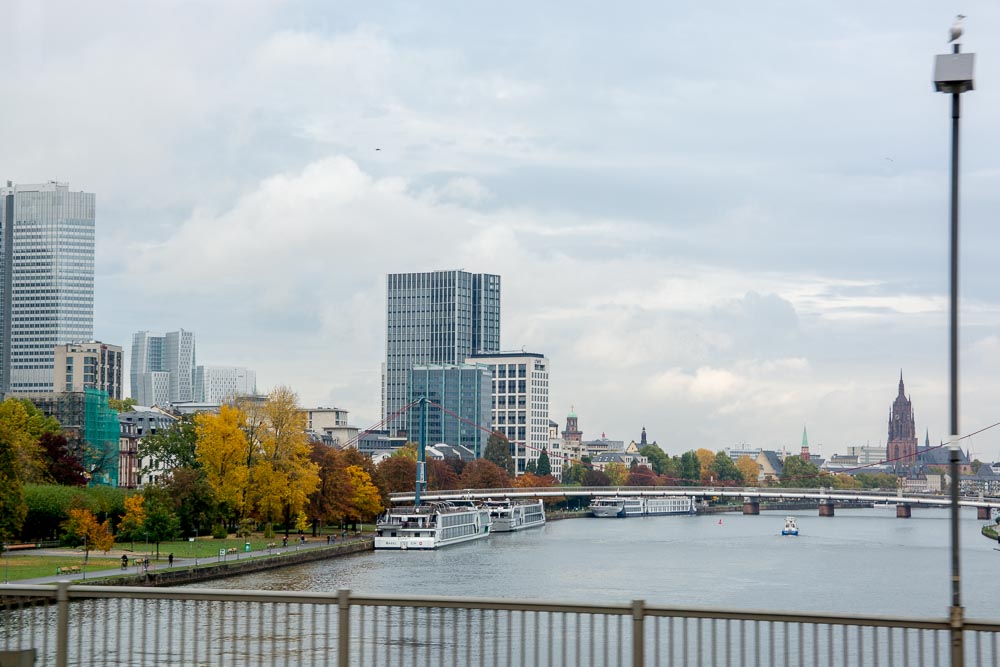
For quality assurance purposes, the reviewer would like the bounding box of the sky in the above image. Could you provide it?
[3,1,1000,459]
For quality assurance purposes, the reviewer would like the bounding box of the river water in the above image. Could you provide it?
[188,508,1000,618]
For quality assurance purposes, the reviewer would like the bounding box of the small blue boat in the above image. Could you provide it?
[781,516,799,536]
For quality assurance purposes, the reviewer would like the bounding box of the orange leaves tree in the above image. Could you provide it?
[459,460,510,489]
[62,508,113,562]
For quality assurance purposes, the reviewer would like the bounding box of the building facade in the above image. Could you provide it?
[1,181,96,394]
[408,364,492,457]
[887,373,918,468]
[383,270,500,436]
[53,341,123,399]
[301,407,358,448]
[468,351,549,475]
[118,407,179,487]
[130,329,196,405]
[193,365,255,403]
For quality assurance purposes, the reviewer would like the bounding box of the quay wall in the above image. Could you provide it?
[88,539,373,588]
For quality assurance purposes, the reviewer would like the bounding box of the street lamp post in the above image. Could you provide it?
[934,34,975,667]
[3,542,8,584]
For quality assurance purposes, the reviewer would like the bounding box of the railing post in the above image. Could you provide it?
[338,588,351,666]
[632,599,645,667]
[55,581,70,667]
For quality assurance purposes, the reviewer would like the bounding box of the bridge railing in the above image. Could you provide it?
[3,583,999,666]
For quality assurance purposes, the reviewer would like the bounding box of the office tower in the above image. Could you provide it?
[130,329,196,405]
[0,181,95,394]
[383,270,500,436]
[467,351,549,474]
[408,364,492,456]
[53,341,124,399]
[193,365,256,403]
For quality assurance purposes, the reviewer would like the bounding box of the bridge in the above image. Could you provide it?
[389,486,1000,519]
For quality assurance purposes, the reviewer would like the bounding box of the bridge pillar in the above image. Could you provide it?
[818,501,835,517]
[742,500,760,515]
[896,504,912,518]
[978,506,990,520]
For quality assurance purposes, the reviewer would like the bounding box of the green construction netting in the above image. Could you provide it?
[84,388,119,487]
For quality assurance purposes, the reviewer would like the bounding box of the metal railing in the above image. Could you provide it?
[2,583,999,665]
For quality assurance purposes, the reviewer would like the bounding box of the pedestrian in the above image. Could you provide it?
[168,553,174,567]
[326,535,331,545]
[121,554,128,570]
[342,529,347,541]
[300,534,305,545]
[142,559,148,572]
[282,536,287,547]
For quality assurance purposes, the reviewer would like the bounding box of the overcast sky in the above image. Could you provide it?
[3,1,1000,459]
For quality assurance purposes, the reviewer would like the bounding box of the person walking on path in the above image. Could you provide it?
[168,553,174,567]
[121,554,128,570]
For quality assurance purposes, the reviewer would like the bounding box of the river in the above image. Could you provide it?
[187,508,1000,618]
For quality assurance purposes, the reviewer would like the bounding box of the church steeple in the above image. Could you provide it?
[898,370,905,396]
[800,425,810,461]
[640,426,647,446]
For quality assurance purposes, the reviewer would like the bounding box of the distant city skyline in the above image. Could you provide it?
[4,3,1000,459]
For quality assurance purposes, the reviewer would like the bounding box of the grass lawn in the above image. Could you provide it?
[117,530,371,561]
[2,555,124,582]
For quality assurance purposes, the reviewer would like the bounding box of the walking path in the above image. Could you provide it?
[14,536,368,585]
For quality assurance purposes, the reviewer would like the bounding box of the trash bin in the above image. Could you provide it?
[244,542,251,552]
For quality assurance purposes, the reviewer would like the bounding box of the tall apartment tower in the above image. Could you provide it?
[383,270,500,436]
[130,329,196,405]
[0,181,96,394]
[53,341,124,399]
[468,351,549,474]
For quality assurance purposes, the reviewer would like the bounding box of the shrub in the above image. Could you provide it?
[211,524,228,539]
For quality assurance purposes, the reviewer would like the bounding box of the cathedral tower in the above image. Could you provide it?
[887,372,918,467]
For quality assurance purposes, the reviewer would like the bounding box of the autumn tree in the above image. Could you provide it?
[0,398,60,483]
[391,442,418,460]
[0,434,27,541]
[427,459,460,490]
[117,494,146,543]
[735,456,759,486]
[107,397,137,413]
[459,460,510,489]
[483,432,514,476]
[582,469,611,486]
[62,508,114,562]
[603,462,629,486]
[695,448,716,483]
[375,455,417,497]
[346,465,383,521]
[37,433,87,486]
[195,404,250,525]
[627,465,659,486]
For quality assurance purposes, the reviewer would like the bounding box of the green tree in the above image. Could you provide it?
[536,449,552,477]
[971,459,984,474]
[0,433,27,541]
[0,398,60,483]
[562,462,587,485]
[679,451,701,485]
[639,445,669,475]
[483,432,513,476]
[108,397,137,413]
[779,455,822,488]
[142,486,181,559]
[140,418,199,473]
[525,460,537,474]
[603,462,629,486]
[711,452,742,483]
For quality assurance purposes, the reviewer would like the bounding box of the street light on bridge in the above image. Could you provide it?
[933,18,974,667]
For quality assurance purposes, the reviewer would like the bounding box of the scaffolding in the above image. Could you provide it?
[84,388,119,487]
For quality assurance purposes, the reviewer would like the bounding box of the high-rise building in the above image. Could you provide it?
[193,365,256,403]
[0,181,96,394]
[467,351,549,474]
[887,372,918,468]
[383,270,500,435]
[408,364,492,456]
[53,341,123,399]
[130,329,196,405]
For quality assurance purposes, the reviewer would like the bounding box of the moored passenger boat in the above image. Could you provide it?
[374,502,492,550]
[644,496,697,516]
[589,497,626,518]
[488,499,546,532]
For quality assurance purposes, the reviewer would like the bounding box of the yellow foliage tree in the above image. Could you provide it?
[346,465,383,520]
[735,456,760,486]
[117,494,146,542]
[246,387,320,528]
[603,462,629,486]
[62,508,114,562]
[195,404,250,519]
[695,448,716,482]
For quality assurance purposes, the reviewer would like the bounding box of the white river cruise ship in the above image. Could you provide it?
[487,499,546,532]
[589,496,696,518]
[374,501,492,550]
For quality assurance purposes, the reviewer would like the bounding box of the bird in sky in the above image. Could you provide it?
[949,14,965,43]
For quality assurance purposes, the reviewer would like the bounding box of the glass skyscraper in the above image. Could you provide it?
[130,329,196,405]
[408,364,492,456]
[383,270,500,436]
[1,181,95,394]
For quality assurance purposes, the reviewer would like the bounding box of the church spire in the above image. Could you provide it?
[800,425,810,461]
[898,370,905,396]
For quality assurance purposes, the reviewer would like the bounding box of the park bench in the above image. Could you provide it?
[55,566,81,575]
[226,547,238,555]
[6,544,37,551]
